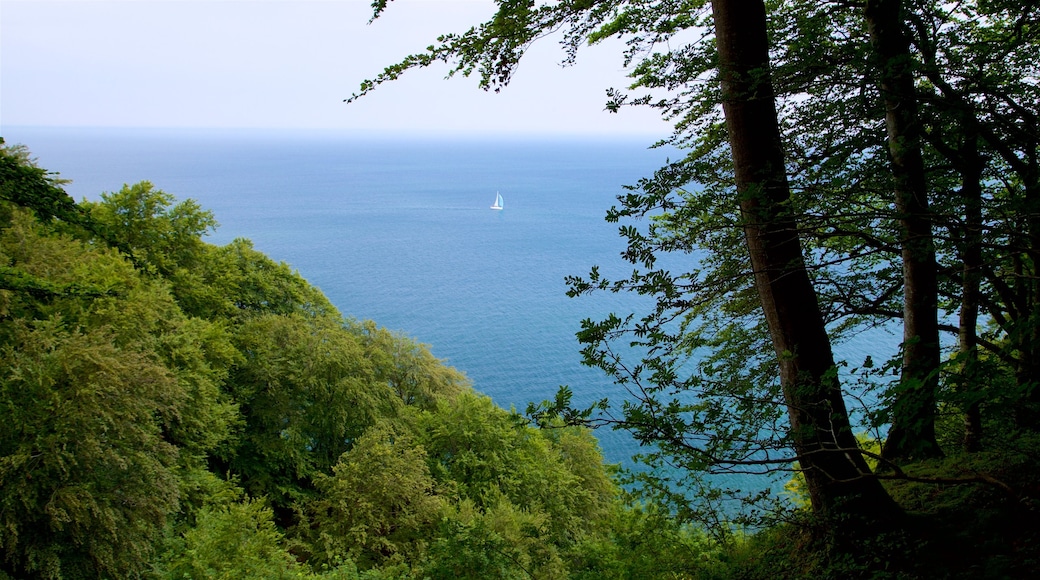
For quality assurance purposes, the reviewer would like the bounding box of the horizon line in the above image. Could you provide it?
[1,124,671,142]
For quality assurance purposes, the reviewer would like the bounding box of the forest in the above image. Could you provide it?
[3,0,1040,577]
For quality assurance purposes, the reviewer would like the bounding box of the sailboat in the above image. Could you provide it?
[490,192,504,210]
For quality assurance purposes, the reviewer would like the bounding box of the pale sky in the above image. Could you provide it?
[1,0,670,136]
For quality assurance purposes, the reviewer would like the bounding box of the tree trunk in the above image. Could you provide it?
[958,124,985,452]
[711,0,901,525]
[864,0,943,463]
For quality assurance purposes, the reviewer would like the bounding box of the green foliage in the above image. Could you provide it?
[0,142,82,227]
[225,312,400,509]
[84,181,216,278]
[0,210,122,325]
[567,502,720,579]
[352,320,468,409]
[348,1,1040,574]
[0,319,182,579]
[0,188,235,577]
[424,497,566,580]
[161,497,302,580]
[421,392,614,543]
[7,0,1040,562]
[362,0,1040,530]
[178,237,338,321]
[307,422,444,568]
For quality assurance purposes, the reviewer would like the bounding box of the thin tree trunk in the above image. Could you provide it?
[865,0,943,463]
[915,49,985,451]
[958,125,985,452]
[711,0,901,525]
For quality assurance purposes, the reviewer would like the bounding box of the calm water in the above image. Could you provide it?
[5,127,897,482]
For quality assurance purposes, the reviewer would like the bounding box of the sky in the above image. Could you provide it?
[1,0,671,136]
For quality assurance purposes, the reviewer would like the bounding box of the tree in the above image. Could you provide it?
[353,0,900,527]
[0,145,100,299]
[0,142,83,227]
[353,320,468,410]
[766,0,1040,449]
[864,0,943,463]
[710,0,900,521]
[161,498,303,580]
[0,320,182,579]
[306,422,444,568]
[420,392,613,539]
[221,311,401,512]
[909,0,1040,431]
[0,203,225,578]
[0,149,251,578]
[416,392,618,578]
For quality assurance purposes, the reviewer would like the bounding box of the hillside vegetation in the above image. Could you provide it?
[0,143,719,579]
[3,142,1039,579]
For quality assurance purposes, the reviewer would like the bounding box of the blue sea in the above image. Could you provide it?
[5,127,898,486]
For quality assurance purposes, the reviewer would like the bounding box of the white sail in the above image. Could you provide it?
[490,192,504,210]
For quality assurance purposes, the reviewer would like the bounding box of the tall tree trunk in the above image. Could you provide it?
[865,0,943,463]
[711,0,901,525]
[958,124,985,452]
[916,53,985,451]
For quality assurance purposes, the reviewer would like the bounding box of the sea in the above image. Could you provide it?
[4,126,898,491]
